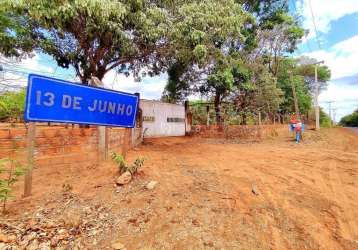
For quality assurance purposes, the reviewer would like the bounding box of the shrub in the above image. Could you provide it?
[340,111,358,127]
[111,152,127,174]
[319,108,333,128]
[0,89,26,122]
[0,158,26,213]
[111,152,145,175]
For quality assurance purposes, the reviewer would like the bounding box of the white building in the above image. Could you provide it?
[139,100,186,137]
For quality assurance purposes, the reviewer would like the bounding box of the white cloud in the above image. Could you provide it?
[305,35,358,121]
[102,70,167,100]
[10,53,57,75]
[304,35,358,79]
[297,0,358,39]
[303,35,358,121]
[1,51,168,98]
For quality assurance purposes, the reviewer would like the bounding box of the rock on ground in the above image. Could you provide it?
[116,172,132,185]
[145,181,158,190]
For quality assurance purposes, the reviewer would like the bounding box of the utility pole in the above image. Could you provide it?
[332,108,337,125]
[313,61,324,130]
[327,101,333,127]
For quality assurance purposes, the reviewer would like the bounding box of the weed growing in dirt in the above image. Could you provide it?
[111,152,145,175]
[130,157,145,175]
[0,158,26,214]
[62,183,73,193]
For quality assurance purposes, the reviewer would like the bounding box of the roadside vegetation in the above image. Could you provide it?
[0,158,26,214]
[340,110,358,127]
[0,89,25,122]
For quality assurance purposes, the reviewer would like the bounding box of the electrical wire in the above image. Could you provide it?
[307,0,322,50]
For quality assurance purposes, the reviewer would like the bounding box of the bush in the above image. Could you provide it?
[340,111,358,127]
[111,152,145,175]
[0,89,26,122]
[0,158,26,213]
[319,108,332,128]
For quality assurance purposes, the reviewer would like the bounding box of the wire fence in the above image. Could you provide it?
[189,102,287,126]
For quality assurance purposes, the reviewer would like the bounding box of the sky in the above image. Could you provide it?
[1,0,358,122]
[294,0,358,121]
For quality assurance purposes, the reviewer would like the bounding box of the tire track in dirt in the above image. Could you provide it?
[325,158,358,248]
[247,154,321,250]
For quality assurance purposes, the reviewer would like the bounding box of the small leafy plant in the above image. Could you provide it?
[0,158,27,214]
[111,153,127,174]
[111,152,145,175]
[130,157,145,175]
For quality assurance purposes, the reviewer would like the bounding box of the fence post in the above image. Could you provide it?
[258,111,262,126]
[133,92,140,145]
[206,105,210,126]
[98,126,108,161]
[24,122,35,197]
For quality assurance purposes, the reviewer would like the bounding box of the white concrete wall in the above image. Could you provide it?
[140,100,185,137]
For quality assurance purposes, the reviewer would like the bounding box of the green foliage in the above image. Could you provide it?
[0,89,26,122]
[276,58,314,115]
[111,152,145,175]
[340,110,358,127]
[190,101,210,125]
[172,0,252,64]
[162,0,253,104]
[162,0,307,124]
[320,108,333,128]
[240,62,283,113]
[296,61,331,93]
[1,0,331,125]
[111,152,127,174]
[130,157,145,175]
[0,158,27,213]
[0,5,33,57]
[206,67,235,94]
[161,61,189,103]
[3,0,171,83]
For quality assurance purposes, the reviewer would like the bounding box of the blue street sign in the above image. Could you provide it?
[24,74,138,128]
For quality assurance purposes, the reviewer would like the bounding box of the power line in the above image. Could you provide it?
[307,0,322,50]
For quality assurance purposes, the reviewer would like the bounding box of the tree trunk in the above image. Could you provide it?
[214,92,221,126]
[242,113,247,125]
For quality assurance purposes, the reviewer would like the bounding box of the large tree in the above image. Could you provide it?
[162,0,254,117]
[340,110,358,127]
[251,11,305,76]
[0,6,33,57]
[3,0,173,84]
[275,57,331,118]
[230,59,283,124]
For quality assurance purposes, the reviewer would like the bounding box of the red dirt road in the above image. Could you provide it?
[3,128,358,249]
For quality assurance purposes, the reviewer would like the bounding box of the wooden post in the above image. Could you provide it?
[24,122,35,197]
[206,105,210,127]
[258,111,262,126]
[98,126,108,161]
[134,92,141,142]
